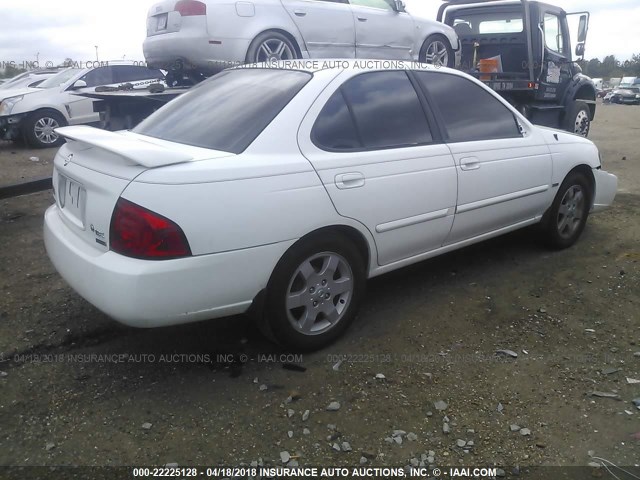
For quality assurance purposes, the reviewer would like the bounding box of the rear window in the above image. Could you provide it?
[452,10,524,34]
[133,69,312,154]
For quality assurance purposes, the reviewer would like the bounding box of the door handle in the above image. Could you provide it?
[460,157,481,171]
[335,172,365,189]
[294,9,306,16]
[357,16,368,22]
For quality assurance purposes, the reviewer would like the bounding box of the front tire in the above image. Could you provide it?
[541,172,591,249]
[23,110,67,148]
[246,31,298,64]
[419,35,454,68]
[564,101,591,137]
[265,234,365,351]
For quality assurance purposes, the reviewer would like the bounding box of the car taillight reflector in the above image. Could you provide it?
[174,0,206,16]
[110,198,192,260]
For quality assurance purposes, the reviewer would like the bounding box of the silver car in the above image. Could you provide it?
[143,0,459,82]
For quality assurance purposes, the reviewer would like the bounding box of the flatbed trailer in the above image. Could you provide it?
[81,88,190,131]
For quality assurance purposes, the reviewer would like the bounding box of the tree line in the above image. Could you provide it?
[578,54,640,79]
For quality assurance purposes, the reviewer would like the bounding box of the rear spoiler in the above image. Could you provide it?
[55,126,194,168]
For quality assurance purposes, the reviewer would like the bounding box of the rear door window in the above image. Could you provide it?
[313,71,433,150]
[80,67,114,87]
[415,71,521,142]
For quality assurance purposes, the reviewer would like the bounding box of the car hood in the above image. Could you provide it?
[615,89,638,96]
[0,86,42,101]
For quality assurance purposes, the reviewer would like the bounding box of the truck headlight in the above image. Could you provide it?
[0,95,24,116]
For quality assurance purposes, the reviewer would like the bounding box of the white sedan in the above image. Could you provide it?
[44,60,617,350]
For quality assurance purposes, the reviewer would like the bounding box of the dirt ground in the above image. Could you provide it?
[0,103,639,473]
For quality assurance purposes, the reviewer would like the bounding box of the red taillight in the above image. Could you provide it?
[110,198,191,260]
[174,0,206,16]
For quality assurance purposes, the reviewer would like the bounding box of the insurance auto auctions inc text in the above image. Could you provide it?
[230,467,497,478]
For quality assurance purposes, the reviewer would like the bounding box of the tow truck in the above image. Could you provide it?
[88,0,597,137]
[438,0,595,136]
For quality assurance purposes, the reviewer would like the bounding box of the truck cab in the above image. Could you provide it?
[438,0,596,137]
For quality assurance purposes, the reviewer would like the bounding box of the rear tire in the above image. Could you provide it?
[541,172,591,249]
[246,31,299,64]
[419,35,454,68]
[23,110,67,148]
[564,101,591,137]
[265,234,365,351]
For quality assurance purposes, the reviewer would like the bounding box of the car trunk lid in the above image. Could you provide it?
[146,0,181,36]
[52,126,229,252]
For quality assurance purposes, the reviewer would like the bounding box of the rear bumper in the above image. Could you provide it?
[143,33,251,73]
[592,169,618,213]
[44,205,293,328]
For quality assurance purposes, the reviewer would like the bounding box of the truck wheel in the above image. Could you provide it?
[564,101,591,137]
[23,110,67,148]
[420,35,454,68]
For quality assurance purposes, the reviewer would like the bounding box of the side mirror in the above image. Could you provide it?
[393,0,406,12]
[575,43,585,58]
[577,14,588,43]
[71,79,87,89]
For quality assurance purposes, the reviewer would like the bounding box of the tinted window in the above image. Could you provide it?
[114,66,164,83]
[81,67,114,87]
[134,69,311,154]
[315,71,432,150]
[313,90,361,150]
[416,72,520,142]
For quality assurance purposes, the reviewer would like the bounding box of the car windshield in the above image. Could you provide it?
[37,68,81,89]
[133,69,312,154]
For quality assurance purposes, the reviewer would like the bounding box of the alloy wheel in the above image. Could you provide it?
[254,39,295,63]
[285,252,354,336]
[557,185,586,239]
[34,117,61,145]
[424,41,449,67]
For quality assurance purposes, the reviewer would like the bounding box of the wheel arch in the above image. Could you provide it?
[568,164,596,207]
[564,77,597,120]
[25,106,69,123]
[541,163,596,231]
[277,225,373,276]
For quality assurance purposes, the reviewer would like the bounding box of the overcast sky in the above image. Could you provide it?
[0,0,637,69]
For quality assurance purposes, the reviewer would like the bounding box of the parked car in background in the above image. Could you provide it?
[619,76,639,88]
[604,86,640,105]
[143,0,459,84]
[0,63,165,148]
[44,61,617,350]
[0,70,60,90]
